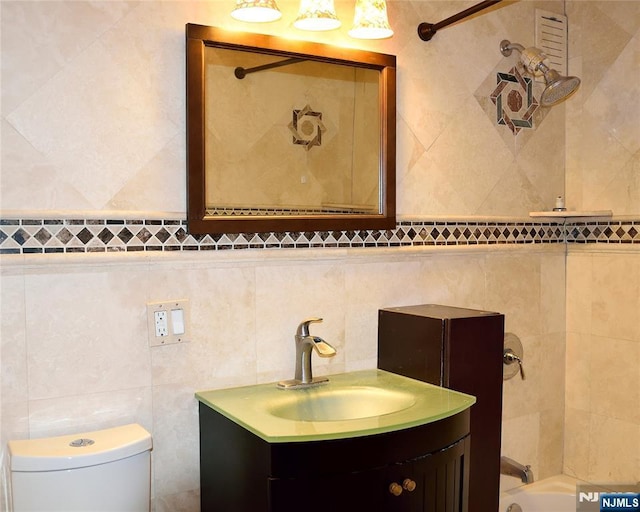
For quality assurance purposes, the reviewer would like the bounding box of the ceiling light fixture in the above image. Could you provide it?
[230,0,394,38]
[231,0,282,23]
[349,0,393,39]
[293,0,341,31]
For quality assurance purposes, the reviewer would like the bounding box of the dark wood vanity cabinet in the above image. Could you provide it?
[378,304,505,512]
[199,402,471,512]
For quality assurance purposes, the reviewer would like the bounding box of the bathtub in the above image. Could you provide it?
[499,475,581,512]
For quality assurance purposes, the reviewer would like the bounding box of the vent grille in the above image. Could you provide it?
[535,9,568,76]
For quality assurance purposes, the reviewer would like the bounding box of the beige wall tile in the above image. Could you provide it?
[485,254,542,338]
[588,414,640,482]
[1,273,27,406]
[151,384,200,498]
[566,250,640,482]
[566,0,640,214]
[538,407,565,480]
[540,254,567,335]
[153,488,200,512]
[566,254,593,335]
[565,332,591,412]
[27,386,153,440]
[589,335,640,424]
[591,253,640,342]
[500,412,540,492]
[563,407,591,479]
[24,268,152,400]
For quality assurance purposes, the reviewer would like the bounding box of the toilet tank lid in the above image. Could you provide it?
[8,423,152,472]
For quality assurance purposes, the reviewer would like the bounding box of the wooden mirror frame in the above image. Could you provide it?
[186,23,396,235]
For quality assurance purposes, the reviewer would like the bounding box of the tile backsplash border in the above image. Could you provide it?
[0,217,637,255]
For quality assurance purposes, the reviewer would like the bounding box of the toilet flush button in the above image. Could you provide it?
[69,438,95,448]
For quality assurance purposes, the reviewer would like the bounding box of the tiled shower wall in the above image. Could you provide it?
[563,0,640,484]
[0,1,638,510]
[564,246,640,483]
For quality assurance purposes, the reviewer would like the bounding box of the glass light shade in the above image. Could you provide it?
[231,0,282,22]
[349,0,393,39]
[294,0,341,31]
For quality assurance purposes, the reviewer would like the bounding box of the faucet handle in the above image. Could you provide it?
[504,349,526,380]
[296,317,323,337]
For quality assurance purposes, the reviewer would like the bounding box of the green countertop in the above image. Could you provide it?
[196,369,475,443]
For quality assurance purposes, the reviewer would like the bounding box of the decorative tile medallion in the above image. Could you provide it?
[288,104,326,151]
[491,66,539,135]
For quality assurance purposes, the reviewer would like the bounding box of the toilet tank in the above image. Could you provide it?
[8,423,152,512]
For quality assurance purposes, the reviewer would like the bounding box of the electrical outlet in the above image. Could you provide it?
[154,311,169,337]
[147,300,190,347]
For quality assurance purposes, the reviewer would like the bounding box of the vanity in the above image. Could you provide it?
[196,369,475,511]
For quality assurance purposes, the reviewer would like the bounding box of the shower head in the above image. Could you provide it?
[538,68,581,107]
[499,39,580,107]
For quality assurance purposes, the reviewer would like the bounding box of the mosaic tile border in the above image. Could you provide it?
[566,220,639,244]
[0,218,637,255]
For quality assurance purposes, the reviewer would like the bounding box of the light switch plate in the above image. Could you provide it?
[146,300,190,346]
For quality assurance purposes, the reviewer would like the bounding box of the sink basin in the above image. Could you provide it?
[268,386,416,421]
[196,369,476,442]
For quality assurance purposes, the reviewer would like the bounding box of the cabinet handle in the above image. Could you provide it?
[389,482,403,496]
[402,478,417,492]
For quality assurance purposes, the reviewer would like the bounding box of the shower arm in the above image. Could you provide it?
[500,40,554,79]
[418,0,503,42]
[499,40,524,57]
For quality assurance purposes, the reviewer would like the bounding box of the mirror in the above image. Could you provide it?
[186,24,396,235]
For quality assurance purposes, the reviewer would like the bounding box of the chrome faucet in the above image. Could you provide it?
[500,456,535,484]
[278,318,337,389]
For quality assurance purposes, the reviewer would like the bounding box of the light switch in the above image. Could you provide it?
[171,308,185,335]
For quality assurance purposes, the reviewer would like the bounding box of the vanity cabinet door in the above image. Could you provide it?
[384,437,468,512]
[269,465,385,512]
[269,436,467,512]
[420,437,469,512]
[383,460,423,511]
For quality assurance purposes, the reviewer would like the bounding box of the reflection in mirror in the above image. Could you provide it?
[207,48,380,216]
[186,24,396,235]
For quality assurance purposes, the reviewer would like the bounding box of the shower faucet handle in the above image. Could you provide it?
[504,349,526,380]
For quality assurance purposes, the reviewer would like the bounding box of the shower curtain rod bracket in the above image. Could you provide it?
[418,0,503,41]
[417,23,438,42]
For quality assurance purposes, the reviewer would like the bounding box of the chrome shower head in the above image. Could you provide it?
[499,39,581,107]
[538,66,581,107]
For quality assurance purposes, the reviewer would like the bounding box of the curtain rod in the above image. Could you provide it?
[234,58,305,79]
[417,0,503,41]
